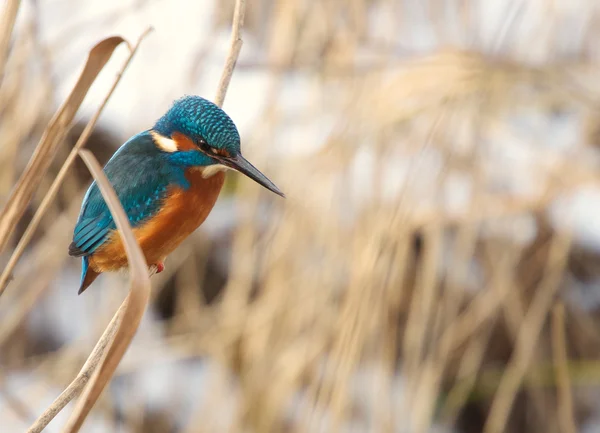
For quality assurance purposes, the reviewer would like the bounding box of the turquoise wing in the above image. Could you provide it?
[68,131,186,257]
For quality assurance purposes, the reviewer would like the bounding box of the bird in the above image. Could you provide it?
[69,95,284,294]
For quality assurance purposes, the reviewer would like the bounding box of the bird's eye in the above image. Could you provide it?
[197,138,222,157]
[197,139,211,152]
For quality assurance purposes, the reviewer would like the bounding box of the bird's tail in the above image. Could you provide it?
[78,257,100,295]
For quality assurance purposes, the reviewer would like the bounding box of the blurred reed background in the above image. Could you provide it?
[2,0,600,432]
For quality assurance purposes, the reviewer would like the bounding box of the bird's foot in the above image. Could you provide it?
[148,261,165,277]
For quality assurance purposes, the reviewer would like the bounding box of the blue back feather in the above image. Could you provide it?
[69,131,188,257]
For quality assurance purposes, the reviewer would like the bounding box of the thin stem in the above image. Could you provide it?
[24,28,152,432]
[214,0,247,108]
[483,232,572,433]
[552,302,577,433]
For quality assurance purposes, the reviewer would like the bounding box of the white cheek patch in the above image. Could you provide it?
[201,164,230,178]
[151,131,178,152]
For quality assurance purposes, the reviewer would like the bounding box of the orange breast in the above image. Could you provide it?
[89,169,225,273]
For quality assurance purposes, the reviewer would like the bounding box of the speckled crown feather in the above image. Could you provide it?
[153,95,240,151]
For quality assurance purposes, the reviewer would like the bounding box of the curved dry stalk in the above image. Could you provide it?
[0,36,126,256]
[552,302,577,433]
[483,231,573,433]
[214,0,246,107]
[24,29,152,432]
[61,149,151,433]
[0,27,152,297]
[25,2,246,429]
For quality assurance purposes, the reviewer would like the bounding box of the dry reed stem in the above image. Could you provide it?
[483,231,573,433]
[0,0,21,80]
[214,0,246,108]
[392,110,447,427]
[26,302,124,433]
[438,285,502,357]
[442,321,497,423]
[215,0,265,351]
[0,36,126,256]
[552,302,577,433]
[403,225,443,431]
[0,28,152,297]
[412,225,481,431]
[61,149,151,433]
[482,238,550,423]
[207,0,248,325]
[319,231,383,430]
[489,239,550,422]
[24,29,151,432]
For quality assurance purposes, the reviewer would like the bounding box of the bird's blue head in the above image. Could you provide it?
[152,95,283,197]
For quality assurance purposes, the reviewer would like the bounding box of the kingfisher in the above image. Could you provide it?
[69,95,284,294]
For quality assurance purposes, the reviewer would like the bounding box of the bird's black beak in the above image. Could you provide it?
[221,154,285,198]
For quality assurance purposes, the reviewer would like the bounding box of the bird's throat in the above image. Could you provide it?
[199,164,229,178]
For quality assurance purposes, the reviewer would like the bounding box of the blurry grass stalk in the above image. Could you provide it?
[488,237,551,421]
[0,36,127,258]
[23,28,152,432]
[61,149,151,433]
[0,29,151,297]
[214,0,246,108]
[483,231,573,433]
[552,302,577,433]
